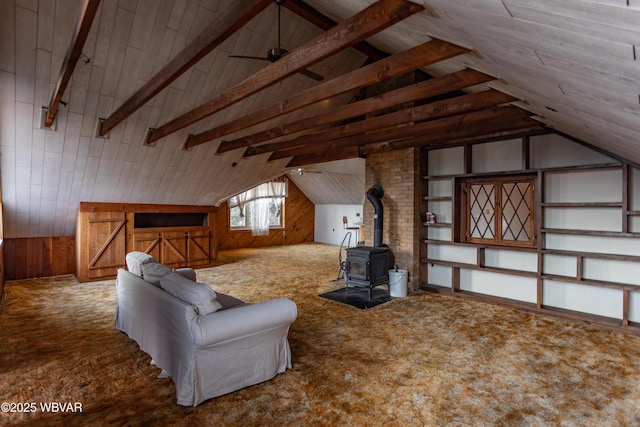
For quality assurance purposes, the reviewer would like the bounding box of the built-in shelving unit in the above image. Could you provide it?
[419,133,640,335]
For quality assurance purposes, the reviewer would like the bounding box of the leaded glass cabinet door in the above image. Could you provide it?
[468,183,496,241]
[466,179,535,246]
[500,182,534,244]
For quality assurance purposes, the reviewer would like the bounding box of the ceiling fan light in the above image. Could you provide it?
[267,47,288,62]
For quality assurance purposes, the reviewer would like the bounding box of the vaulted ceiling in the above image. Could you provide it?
[0,0,638,237]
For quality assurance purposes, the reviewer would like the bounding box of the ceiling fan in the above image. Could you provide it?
[229,0,324,82]
[290,167,322,176]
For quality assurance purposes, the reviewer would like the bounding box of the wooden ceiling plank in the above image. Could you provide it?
[283,0,388,61]
[98,0,273,136]
[266,89,516,158]
[268,92,521,160]
[147,0,424,145]
[45,0,101,127]
[208,39,470,152]
[286,146,361,168]
[241,68,495,156]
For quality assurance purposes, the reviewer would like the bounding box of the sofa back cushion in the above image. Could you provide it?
[126,252,158,277]
[160,272,222,315]
[141,262,173,287]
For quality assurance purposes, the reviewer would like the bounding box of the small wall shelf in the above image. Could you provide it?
[422,196,452,202]
[422,222,452,227]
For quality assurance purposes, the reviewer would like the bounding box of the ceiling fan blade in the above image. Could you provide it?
[229,1,323,82]
[228,55,270,61]
[298,68,325,81]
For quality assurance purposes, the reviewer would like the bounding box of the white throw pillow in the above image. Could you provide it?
[141,262,173,287]
[174,268,196,282]
[125,252,158,277]
[160,272,222,315]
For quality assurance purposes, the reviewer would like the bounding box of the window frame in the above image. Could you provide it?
[228,197,285,231]
[455,173,537,248]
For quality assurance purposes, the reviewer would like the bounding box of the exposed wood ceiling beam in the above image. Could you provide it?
[283,0,388,61]
[286,107,548,168]
[146,0,424,145]
[45,0,101,128]
[243,69,497,157]
[362,125,547,156]
[286,120,544,168]
[412,128,553,152]
[287,146,361,168]
[268,91,519,160]
[270,89,517,159]
[98,0,273,136]
[360,108,542,155]
[209,39,470,152]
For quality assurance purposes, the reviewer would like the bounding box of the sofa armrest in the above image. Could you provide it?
[189,298,297,347]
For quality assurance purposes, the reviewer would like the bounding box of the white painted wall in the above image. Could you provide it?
[460,269,538,304]
[314,204,363,246]
[472,138,522,173]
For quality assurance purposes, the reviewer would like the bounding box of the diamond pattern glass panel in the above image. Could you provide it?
[469,184,495,239]
[501,183,532,242]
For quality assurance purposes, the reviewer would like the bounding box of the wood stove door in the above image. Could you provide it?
[346,256,369,281]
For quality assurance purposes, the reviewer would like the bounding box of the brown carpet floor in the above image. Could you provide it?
[1,243,640,426]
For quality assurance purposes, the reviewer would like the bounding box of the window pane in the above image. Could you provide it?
[230,198,283,229]
[268,198,282,227]
[469,184,495,239]
[229,206,246,228]
[501,182,532,242]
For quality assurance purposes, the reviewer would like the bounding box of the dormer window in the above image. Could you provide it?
[228,178,288,236]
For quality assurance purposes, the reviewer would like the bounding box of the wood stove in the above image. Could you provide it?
[345,246,389,299]
[345,184,390,299]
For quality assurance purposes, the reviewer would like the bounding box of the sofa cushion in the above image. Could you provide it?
[174,268,196,282]
[141,262,173,286]
[160,272,222,315]
[126,252,158,277]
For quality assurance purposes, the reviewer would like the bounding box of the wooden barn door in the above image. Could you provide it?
[83,211,126,280]
[131,230,211,268]
[160,231,189,267]
[131,232,162,261]
[187,230,211,266]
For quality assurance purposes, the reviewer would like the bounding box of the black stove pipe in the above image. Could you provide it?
[366,184,385,247]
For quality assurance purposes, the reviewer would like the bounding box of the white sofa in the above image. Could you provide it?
[114,252,298,406]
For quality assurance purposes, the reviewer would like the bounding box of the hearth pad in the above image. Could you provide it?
[319,287,394,309]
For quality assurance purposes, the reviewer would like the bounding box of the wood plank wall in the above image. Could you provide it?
[2,181,312,280]
[0,241,5,299]
[3,236,76,280]
[217,179,314,250]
